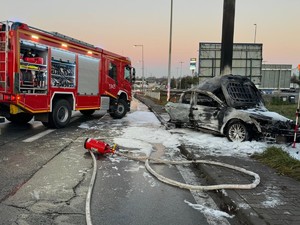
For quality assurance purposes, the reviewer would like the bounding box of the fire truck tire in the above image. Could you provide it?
[80,109,95,116]
[41,122,50,128]
[110,99,127,119]
[50,99,72,128]
[6,113,33,124]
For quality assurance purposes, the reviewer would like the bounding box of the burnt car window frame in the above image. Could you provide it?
[220,76,264,108]
[227,82,257,104]
[180,91,192,104]
[196,92,220,107]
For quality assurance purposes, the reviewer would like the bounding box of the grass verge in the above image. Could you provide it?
[265,104,296,120]
[251,147,300,182]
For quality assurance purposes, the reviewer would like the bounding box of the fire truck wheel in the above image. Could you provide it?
[110,99,127,119]
[41,122,51,128]
[6,113,33,124]
[80,109,95,116]
[50,99,72,128]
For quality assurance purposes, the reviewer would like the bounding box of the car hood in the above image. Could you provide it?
[239,108,292,123]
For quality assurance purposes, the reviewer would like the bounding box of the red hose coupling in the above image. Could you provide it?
[84,138,116,155]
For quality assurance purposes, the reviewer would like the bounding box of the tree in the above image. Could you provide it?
[171,77,177,88]
[291,75,300,86]
[179,76,199,89]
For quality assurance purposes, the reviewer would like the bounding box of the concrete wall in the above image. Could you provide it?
[145,91,160,100]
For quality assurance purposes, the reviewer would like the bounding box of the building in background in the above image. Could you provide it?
[261,64,292,91]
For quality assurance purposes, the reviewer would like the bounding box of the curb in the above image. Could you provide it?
[134,95,168,128]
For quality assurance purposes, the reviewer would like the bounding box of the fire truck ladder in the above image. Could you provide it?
[0,21,9,93]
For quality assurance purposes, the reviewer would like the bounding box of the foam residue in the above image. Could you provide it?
[184,200,234,219]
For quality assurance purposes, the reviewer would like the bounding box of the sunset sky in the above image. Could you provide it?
[2,0,300,78]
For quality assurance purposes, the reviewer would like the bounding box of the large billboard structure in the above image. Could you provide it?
[261,64,292,89]
[198,42,263,85]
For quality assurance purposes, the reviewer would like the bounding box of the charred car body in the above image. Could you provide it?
[165,75,297,143]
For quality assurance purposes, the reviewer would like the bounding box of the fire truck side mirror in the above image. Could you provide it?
[132,68,136,83]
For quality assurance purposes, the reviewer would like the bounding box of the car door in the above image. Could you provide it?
[165,91,192,124]
[190,91,222,132]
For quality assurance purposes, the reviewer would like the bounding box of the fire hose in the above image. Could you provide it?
[84,138,118,225]
[85,147,97,225]
[116,151,260,190]
[84,139,260,225]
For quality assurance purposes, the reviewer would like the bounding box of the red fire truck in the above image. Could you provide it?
[0,21,135,128]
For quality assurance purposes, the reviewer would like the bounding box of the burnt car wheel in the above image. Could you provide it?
[226,120,250,142]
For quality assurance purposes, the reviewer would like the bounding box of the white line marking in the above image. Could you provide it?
[22,129,55,142]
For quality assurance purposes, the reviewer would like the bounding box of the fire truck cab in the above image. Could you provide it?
[0,21,135,128]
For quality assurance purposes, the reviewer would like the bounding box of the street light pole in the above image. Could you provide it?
[167,0,173,101]
[179,61,183,89]
[179,61,183,77]
[254,24,257,43]
[133,44,144,92]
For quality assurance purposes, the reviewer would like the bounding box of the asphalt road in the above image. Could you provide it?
[92,157,207,225]
[0,100,230,225]
[0,112,101,224]
[88,112,210,225]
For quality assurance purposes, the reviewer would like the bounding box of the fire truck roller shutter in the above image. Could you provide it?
[51,48,76,63]
[78,55,100,95]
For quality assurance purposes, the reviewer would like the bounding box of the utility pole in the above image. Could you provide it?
[179,61,184,77]
[133,44,144,92]
[220,0,236,76]
[167,0,173,101]
[179,61,184,89]
[254,24,257,43]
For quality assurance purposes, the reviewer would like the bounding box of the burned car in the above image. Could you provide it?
[165,75,297,143]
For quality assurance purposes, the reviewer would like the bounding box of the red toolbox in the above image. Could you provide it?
[24,57,43,64]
